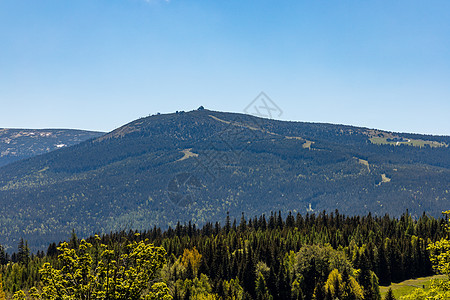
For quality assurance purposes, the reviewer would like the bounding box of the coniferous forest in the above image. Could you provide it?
[1,109,449,252]
[1,210,449,299]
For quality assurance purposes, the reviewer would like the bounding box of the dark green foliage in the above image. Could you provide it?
[0,109,449,251]
[313,281,325,300]
[17,239,29,267]
[0,245,7,265]
[46,243,57,257]
[0,210,447,298]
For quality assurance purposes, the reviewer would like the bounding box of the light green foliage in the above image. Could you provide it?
[401,211,450,299]
[255,261,270,280]
[399,285,450,300]
[369,137,447,148]
[384,288,396,300]
[145,283,172,300]
[292,244,353,282]
[175,274,217,299]
[428,238,450,277]
[370,271,382,300]
[324,269,364,300]
[16,235,171,300]
[222,278,244,300]
[255,272,271,300]
[13,290,27,300]
[288,244,358,299]
[160,254,187,283]
[291,278,303,300]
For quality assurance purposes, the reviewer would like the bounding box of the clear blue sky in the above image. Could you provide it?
[1,0,449,135]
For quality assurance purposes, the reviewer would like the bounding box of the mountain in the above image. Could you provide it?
[0,109,449,250]
[0,128,104,167]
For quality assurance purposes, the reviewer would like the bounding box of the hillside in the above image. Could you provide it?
[0,128,104,167]
[0,109,449,250]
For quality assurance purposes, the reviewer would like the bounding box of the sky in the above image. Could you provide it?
[1,0,449,135]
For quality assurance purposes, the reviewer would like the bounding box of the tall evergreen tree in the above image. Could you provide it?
[17,239,29,267]
[377,242,391,285]
[384,288,396,300]
[0,245,7,265]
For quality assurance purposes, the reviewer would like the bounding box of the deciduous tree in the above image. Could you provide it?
[15,235,171,300]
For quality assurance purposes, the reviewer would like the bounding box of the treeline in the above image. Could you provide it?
[0,210,447,299]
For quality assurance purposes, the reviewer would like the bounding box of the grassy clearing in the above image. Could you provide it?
[379,274,445,299]
[369,137,447,148]
[381,173,391,183]
[355,157,370,172]
[176,148,199,162]
[302,140,314,149]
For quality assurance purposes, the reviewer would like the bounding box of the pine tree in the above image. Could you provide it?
[276,265,290,299]
[377,242,391,285]
[292,278,304,300]
[384,288,396,300]
[325,287,333,300]
[255,272,270,300]
[173,285,180,300]
[183,286,191,300]
[313,281,325,300]
[243,248,256,298]
[68,229,79,249]
[358,252,375,299]
[239,213,247,233]
[46,242,57,257]
[0,245,7,265]
[17,239,30,266]
[226,211,231,233]
[186,260,194,280]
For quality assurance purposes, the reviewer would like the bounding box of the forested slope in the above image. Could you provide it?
[0,109,448,250]
[0,128,104,167]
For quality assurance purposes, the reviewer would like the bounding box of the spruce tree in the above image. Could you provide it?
[313,281,325,300]
[17,238,30,266]
[68,229,79,249]
[384,288,396,300]
[0,245,7,265]
[242,247,256,298]
[377,242,391,285]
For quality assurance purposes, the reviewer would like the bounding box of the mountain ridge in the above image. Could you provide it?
[0,109,448,250]
[0,128,105,167]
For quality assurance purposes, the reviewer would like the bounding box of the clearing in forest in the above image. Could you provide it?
[379,274,446,299]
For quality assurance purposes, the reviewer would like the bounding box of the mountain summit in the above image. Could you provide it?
[0,109,449,250]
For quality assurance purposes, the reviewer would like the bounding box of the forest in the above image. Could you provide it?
[1,209,449,299]
[0,109,449,251]
[0,129,103,168]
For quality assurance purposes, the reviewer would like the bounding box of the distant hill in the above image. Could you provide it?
[0,109,449,251]
[0,129,104,167]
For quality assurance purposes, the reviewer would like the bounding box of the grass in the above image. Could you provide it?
[379,274,445,299]
[369,137,447,148]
